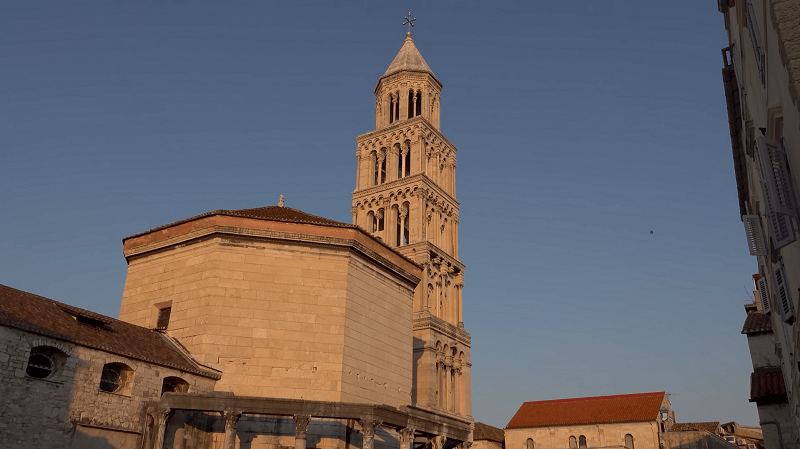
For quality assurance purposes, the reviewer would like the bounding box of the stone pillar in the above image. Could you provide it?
[294,415,311,449]
[400,87,408,121]
[223,410,241,449]
[445,355,453,411]
[359,419,381,449]
[454,358,462,415]
[400,428,416,449]
[147,407,171,449]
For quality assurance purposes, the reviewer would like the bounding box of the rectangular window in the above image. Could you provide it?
[156,307,171,330]
[746,0,765,85]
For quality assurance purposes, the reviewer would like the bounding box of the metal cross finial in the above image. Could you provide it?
[402,12,416,33]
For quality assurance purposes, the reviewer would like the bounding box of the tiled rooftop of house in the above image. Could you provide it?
[124,205,356,241]
[670,422,720,433]
[741,313,772,334]
[506,392,666,428]
[750,370,786,403]
[0,284,219,378]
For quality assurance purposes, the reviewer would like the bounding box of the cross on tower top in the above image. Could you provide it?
[402,12,416,33]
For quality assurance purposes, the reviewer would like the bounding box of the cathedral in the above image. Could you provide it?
[0,31,473,449]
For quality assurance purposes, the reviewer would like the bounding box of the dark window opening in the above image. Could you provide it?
[527,439,534,449]
[404,149,411,177]
[394,95,400,122]
[100,362,132,394]
[26,353,54,379]
[415,90,422,117]
[397,148,403,179]
[156,307,171,330]
[396,209,402,247]
[403,213,410,245]
[569,437,577,448]
[161,376,190,395]
[408,89,415,119]
[579,436,587,448]
[389,95,394,123]
[377,210,385,232]
[380,158,386,184]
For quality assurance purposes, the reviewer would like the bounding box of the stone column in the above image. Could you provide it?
[400,87,408,120]
[223,410,241,449]
[359,419,381,449]
[148,407,171,449]
[294,415,311,449]
[454,358,462,415]
[400,428,416,449]
[444,355,453,411]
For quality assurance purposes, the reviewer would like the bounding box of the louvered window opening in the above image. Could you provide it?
[26,353,54,379]
[757,276,771,315]
[156,307,171,330]
[100,366,122,393]
[743,215,767,256]
[746,0,765,85]
[756,138,797,249]
[774,261,795,324]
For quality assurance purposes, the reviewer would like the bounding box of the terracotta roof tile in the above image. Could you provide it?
[474,422,505,443]
[506,392,666,428]
[0,284,219,379]
[742,313,773,334]
[124,205,356,241]
[750,370,787,403]
[671,422,720,433]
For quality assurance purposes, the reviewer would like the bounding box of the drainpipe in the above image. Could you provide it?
[760,421,784,449]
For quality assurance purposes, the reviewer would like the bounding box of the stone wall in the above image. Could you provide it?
[660,431,737,449]
[505,422,659,449]
[0,325,215,449]
[120,230,417,408]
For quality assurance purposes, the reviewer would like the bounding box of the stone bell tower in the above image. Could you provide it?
[351,32,471,418]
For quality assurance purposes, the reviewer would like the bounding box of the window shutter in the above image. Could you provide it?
[773,261,795,324]
[756,138,797,248]
[743,215,767,256]
[745,0,765,85]
[757,275,771,315]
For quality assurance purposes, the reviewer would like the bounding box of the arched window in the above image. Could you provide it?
[624,435,634,449]
[408,89,415,119]
[161,376,190,395]
[395,207,402,247]
[376,209,385,232]
[402,202,410,245]
[404,146,411,177]
[389,93,395,123]
[372,152,379,186]
[579,436,587,448]
[26,346,67,380]
[367,211,375,233]
[99,362,133,395]
[380,155,387,184]
[526,439,534,449]
[569,436,577,448]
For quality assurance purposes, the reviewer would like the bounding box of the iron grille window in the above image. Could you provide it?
[156,307,171,330]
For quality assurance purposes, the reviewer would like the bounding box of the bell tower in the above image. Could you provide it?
[351,32,471,418]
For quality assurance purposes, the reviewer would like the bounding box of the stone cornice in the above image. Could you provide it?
[123,224,421,287]
[413,311,471,346]
[398,241,465,273]
[357,116,456,153]
[352,173,459,209]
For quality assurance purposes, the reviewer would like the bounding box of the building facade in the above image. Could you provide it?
[505,393,674,449]
[717,0,800,446]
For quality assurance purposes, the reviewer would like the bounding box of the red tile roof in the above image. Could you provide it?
[741,313,773,334]
[506,392,666,428]
[0,284,219,379]
[124,205,355,241]
[749,370,787,404]
[474,422,505,443]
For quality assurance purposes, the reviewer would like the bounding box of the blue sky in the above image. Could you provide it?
[0,1,757,427]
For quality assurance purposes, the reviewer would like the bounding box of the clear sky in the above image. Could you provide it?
[0,1,757,428]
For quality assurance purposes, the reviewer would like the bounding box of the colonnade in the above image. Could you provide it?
[143,395,473,449]
[435,345,466,416]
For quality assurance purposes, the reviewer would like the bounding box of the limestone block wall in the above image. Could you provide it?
[340,254,415,407]
[473,440,503,449]
[120,232,417,407]
[0,326,215,449]
[505,422,660,449]
[660,431,738,449]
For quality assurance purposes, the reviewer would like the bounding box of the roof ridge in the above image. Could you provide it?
[522,391,665,405]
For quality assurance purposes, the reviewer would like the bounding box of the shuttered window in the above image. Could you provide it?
[757,275,771,315]
[756,138,797,249]
[746,0,765,85]
[743,215,767,256]
[773,260,795,324]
